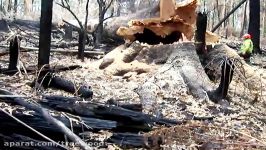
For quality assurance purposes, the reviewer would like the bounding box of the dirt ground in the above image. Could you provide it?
[1,22,266,149]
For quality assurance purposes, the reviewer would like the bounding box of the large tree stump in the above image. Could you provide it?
[136,42,214,113]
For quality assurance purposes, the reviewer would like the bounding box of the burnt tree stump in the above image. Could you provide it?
[195,12,207,54]
[8,36,20,71]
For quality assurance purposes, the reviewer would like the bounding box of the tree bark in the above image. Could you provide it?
[248,0,261,54]
[38,0,53,68]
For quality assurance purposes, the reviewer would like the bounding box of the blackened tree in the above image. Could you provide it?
[248,0,261,54]
[38,0,53,68]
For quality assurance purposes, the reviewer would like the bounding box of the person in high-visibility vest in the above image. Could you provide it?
[238,34,253,60]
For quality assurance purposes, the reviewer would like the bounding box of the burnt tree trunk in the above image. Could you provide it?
[248,0,261,54]
[195,12,207,54]
[38,0,53,68]
[8,36,20,71]
[78,30,85,61]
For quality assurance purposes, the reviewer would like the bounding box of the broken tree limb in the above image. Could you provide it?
[211,0,247,32]
[0,89,92,150]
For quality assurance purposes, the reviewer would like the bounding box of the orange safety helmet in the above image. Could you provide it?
[243,34,251,39]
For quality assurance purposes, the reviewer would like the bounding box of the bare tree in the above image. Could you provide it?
[38,0,53,68]
[95,0,114,46]
[57,0,90,61]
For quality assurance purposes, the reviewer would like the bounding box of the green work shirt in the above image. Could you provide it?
[240,39,253,54]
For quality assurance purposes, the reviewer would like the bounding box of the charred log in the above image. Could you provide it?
[41,95,182,128]
[106,98,143,112]
[31,72,93,98]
